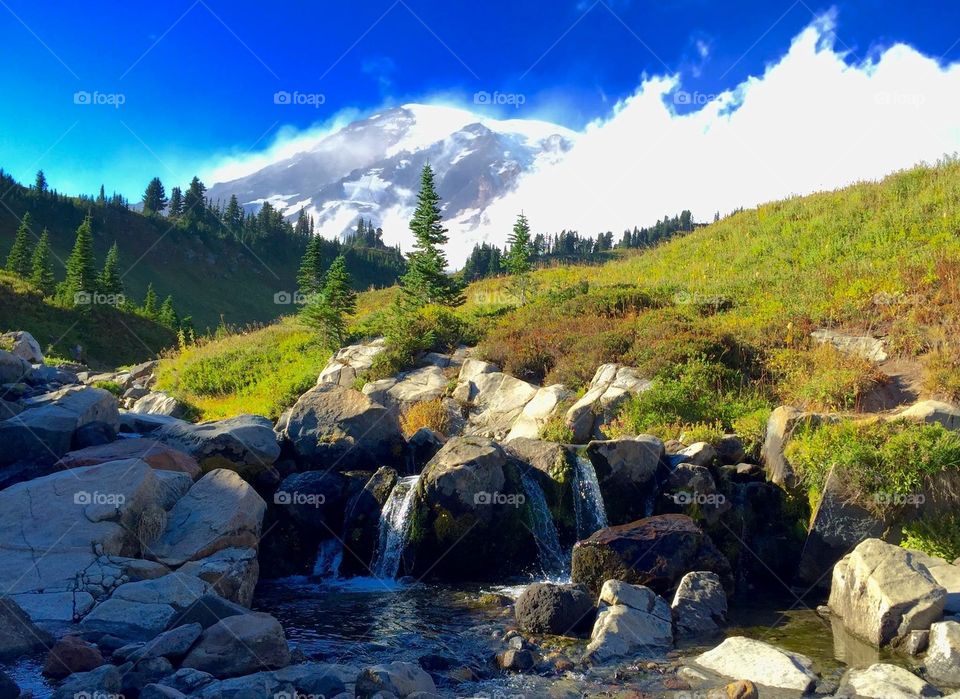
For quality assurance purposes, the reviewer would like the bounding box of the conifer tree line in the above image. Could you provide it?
[3,210,188,331]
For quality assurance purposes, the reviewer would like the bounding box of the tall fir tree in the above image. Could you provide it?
[301,254,355,347]
[322,254,356,316]
[142,283,159,318]
[183,176,206,227]
[158,295,178,328]
[34,170,47,195]
[5,213,33,277]
[63,213,97,301]
[97,242,123,296]
[224,195,243,237]
[30,229,55,295]
[399,165,463,308]
[142,177,168,215]
[167,187,184,218]
[297,234,325,296]
[505,212,533,305]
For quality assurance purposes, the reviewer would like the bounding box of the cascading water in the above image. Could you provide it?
[371,475,421,579]
[520,472,567,577]
[313,538,343,578]
[572,454,608,538]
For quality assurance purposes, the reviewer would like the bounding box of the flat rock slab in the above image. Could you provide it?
[694,636,818,693]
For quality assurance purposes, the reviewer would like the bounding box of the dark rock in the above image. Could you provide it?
[0,670,18,699]
[73,421,118,449]
[515,583,595,635]
[121,657,174,698]
[585,436,666,524]
[715,435,746,465]
[42,635,105,679]
[51,664,122,699]
[0,597,54,659]
[409,427,446,470]
[339,467,399,576]
[496,649,537,672]
[167,594,249,629]
[274,470,350,531]
[181,612,291,678]
[355,661,438,698]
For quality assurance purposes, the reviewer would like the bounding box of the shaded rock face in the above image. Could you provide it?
[571,514,732,596]
[515,583,595,635]
[277,382,406,471]
[694,636,818,693]
[178,548,259,607]
[759,406,827,488]
[565,364,652,443]
[0,349,32,384]
[155,415,280,479]
[55,438,201,479]
[896,399,960,431]
[181,612,290,679]
[409,437,538,581]
[504,438,577,543]
[339,467,399,577]
[0,597,53,659]
[672,571,727,636]
[2,331,43,364]
[586,435,666,524]
[585,580,673,663]
[829,538,946,647]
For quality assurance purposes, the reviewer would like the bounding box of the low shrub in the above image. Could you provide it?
[901,514,960,561]
[92,380,123,397]
[923,346,960,402]
[400,399,450,438]
[769,344,882,411]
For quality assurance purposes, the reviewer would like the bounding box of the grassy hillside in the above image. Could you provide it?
[0,272,177,368]
[156,159,960,425]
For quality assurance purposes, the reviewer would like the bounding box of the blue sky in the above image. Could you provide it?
[0,0,958,199]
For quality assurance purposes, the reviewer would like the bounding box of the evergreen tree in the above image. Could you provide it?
[96,185,106,206]
[399,165,463,308]
[97,242,123,296]
[322,254,356,316]
[34,170,47,195]
[224,195,243,235]
[168,187,183,218]
[142,177,168,215]
[63,213,97,301]
[183,177,207,227]
[505,212,533,305]
[142,283,159,318]
[5,213,33,277]
[30,229,55,295]
[297,234,325,296]
[158,295,178,328]
[301,255,355,347]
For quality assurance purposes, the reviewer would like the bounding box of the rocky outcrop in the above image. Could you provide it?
[838,662,938,699]
[454,362,540,439]
[317,338,386,386]
[564,364,652,443]
[585,580,673,663]
[694,637,818,693]
[182,612,291,678]
[148,469,266,567]
[585,435,665,523]
[810,328,888,362]
[277,382,405,470]
[506,384,573,441]
[363,364,449,409]
[896,399,960,431]
[571,514,732,596]
[671,571,727,636]
[178,548,259,607]
[131,391,191,419]
[0,349,32,385]
[2,331,43,364]
[155,415,280,478]
[760,405,827,487]
[515,582,594,635]
[409,437,537,580]
[55,438,201,478]
[828,538,946,646]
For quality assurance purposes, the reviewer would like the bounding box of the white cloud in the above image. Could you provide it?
[475,17,960,249]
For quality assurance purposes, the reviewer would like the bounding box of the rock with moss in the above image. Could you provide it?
[408,437,538,580]
[504,438,576,542]
[155,415,279,479]
[571,514,732,596]
[340,467,399,576]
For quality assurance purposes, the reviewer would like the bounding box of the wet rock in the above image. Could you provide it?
[51,665,122,699]
[829,539,946,646]
[178,548,259,607]
[157,668,217,694]
[925,620,960,685]
[515,582,595,635]
[121,656,175,697]
[42,635,105,679]
[901,629,929,655]
[0,597,53,659]
[585,435,665,523]
[0,670,18,699]
[672,571,727,636]
[355,661,438,698]
[564,364,652,443]
[275,470,350,531]
[278,382,405,470]
[182,612,291,678]
[571,514,732,596]
[839,662,938,699]
[339,467,399,577]
[73,420,117,448]
[155,414,280,478]
[694,637,818,693]
[705,681,758,699]
[140,685,186,699]
[56,438,201,479]
[585,580,673,663]
[409,427,446,468]
[148,469,266,567]
[496,648,537,672]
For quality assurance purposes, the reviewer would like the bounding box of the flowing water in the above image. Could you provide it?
[572,454,608,538]
[519,471,567,577]
[371,475,420,579]
[312,537,343,578]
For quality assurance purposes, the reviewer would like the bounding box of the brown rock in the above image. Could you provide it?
[42,636,104,679]
[56,439,200,479]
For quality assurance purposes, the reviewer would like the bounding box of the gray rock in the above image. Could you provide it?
[672,571,727,636]
[515,582,594,635]
[51,664,122,699]
[901,629,929,655]
[811,328,888,362]
[694,637,818,692]
[132,391,191,419]
[505,383,573,441]
[839,662,938,699]
[564,363,652,442]
[158,668,217,694]
[155,415,280,478]
[926,620,960,685]
[585,435,664,523]
[896,400,960,430]
[131,623,203,662]
[362,364,449,409]
[456,368,539,439]
[677,442,717,467]
[355,661,437,698]
[182,612,291,678]
[317,339,387,386]
[2,331,43,364]
[79,599,177,641]
[111,572,211,610]
[178,548,259,607]
[167,594,249,630]
[0,349,32,384]
[760,405,824,488]
[140,685,186,699]
[0,597,53,659]
[585,580,673,663]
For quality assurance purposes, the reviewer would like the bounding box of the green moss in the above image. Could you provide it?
[902,514,960,561]
[92,380,123,397]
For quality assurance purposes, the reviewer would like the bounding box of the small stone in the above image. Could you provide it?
[496,648,537,673]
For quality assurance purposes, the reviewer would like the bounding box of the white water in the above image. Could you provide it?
[520,472,567,577]
[572,455,608,538]
[371,475,421,579]
[312,538,343,578]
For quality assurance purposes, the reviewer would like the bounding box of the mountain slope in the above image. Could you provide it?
[206,104,576,263]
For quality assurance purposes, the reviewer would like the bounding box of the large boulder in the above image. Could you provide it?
[42,636,105,679]
[564,364,652,443]
[925,620,960,686]
[179,548,259,607]
[828,538,946,646]
[585,580,673,663]
[504,438,576,541]
[839,662,938,699]
[181,612,291,678]
[671,571,727,636]
[274,470,350,531]
[277,383,405,470]
[192,663,351,699]
[585,435,665,524]
[355,661,437,699]
[506,384,573,441]
[896,399,960,430]
[56,438,201,479]
[51,664,122,699]
[0,597,53,659]
[2,331,44,364]
[317,338,386,386]
[693,637,818,693]
[0,460,171,622]
[409,437,537,580]
[456,367,540,439]
[0,349,32,384]
[515,582,595,635]
[571,514,732,596]
[362,364,449,409]
[0,386,118,465]
[148,469,266,567]
[913,551,960,614]
[132,391,191,419]
[339,467,399,576]
[155,415,280,478]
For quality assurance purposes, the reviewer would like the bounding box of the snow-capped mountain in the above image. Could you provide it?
[205,104,576,264]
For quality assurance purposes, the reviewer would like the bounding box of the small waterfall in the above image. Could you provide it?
[371,475,421,579]
[572,455,608,538]
[520,472,567,577]
[313,538,343,578]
